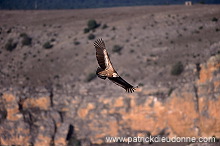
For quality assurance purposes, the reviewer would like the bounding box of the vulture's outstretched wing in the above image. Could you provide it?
[94,38,137,93]
[108,76,137,93]
[94,39,112,69]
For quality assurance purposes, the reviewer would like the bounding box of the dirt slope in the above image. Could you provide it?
[0,5,220,146]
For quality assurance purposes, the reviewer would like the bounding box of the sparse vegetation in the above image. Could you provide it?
[171,61,184,76]
[20,33,28,37]
[7,28,12,33]
[170,40,174,44]
[84,19,100,33]
[85,72,96,82]
[5,39,17,51]
[20,33,32,46]
[88,34,95,40]
[199,26,203,30]
[112,45,123,54]
[102,24,108,29]
[74,41,80,45]
[88,19,99,30]
[212,17,218,22]
[84,28,90,33]
[43,41,53,49]
[130,49,134,53]
[112,26,116,31]
[51,38,56,42]
[183,27,187,31]
[138,83,144,86]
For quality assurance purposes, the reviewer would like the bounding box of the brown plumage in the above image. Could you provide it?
[94,38,137,93]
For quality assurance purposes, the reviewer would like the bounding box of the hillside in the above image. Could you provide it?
[0,5,220,146]
[0,5,220,90]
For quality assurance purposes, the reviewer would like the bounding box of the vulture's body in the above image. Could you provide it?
[94,39,137,93]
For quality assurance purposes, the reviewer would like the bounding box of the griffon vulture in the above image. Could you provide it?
[94,38,137,93]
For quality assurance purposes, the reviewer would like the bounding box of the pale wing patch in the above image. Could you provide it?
[112,73,119,77]
[103,49,110,68]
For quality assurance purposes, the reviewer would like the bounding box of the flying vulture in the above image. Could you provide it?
[94,38,137,93]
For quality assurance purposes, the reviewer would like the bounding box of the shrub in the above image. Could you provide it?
[20,33,32,46]
[5,39,17,51]
[87,19,99,30]
[138,83,144,86]
[199,26,203,30]
[43,41,53,49]
[170,40,174,44]
[85,72,96,82]
[212,17,218,22]
[51,38,56,42]
[112,45,123,54]
[130,49,134,53]
[20,33,28,38]
[84,28,90,33]
[7,28,11,33]
[171,61,184,76]
[88,34,95,40]
[22,36,32,46]
[102,24,108,29]
[74,41,80,45]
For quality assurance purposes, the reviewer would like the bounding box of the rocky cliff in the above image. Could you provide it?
[0,54,219,146]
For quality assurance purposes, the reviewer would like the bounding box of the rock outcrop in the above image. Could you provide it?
[0,55,220,145]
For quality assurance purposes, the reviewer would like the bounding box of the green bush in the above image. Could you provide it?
[20,33,32,46]
[102,24,108,29]
[88,34,95,40]
[112,45,123,54]
[212,17,218,22]
[84,28,90,33]
[20,33,28,38]
[51,38,56,42]
[199,26,203,30]
[87,19,99,30]
[43,41,53,49]
[22,36,32,46]
[5,39,17,51]
[171,61,184,76]
[74,41,80,45]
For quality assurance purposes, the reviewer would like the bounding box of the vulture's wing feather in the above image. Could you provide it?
[108,76,137,93]
[94,39,111,69]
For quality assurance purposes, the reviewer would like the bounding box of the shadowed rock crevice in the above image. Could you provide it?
[193,85,199,112]
[0,106,7,124]
[22,110,39,144]
[196,63,201,79]
[66,124,81,146]
[45,84,54,107]
[58,111,64,123]
[50,119,57,146]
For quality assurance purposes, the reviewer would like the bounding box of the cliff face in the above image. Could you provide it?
[0,54,219,145]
